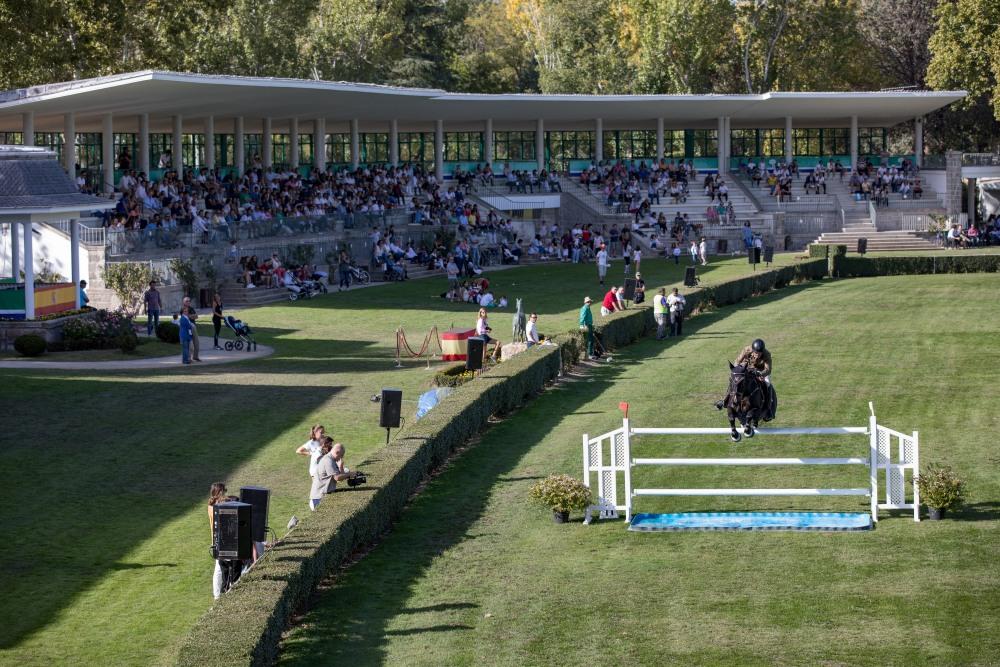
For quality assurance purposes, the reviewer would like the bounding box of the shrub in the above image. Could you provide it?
[14,334,46,357]
[62,317,101,342]
[118,332,139,353]
[916,463,966,510]
[833,254,1000,277]
[432,363,475,388]
[529,474,592,513]
[102,261,157,317]
[808,243,829,258]
[156,321,180,344]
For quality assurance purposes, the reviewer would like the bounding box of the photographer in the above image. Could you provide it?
[310,439,361,511]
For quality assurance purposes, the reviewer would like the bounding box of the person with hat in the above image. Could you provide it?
[579,296,597,360]
[633,272,645,304]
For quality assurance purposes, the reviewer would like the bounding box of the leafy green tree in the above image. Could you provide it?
[449,0,538,93]
[302,0,403,82]
[101,261,156,318]
[927,0,1000,121]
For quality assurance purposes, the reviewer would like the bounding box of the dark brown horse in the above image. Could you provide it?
[723,362,769,442]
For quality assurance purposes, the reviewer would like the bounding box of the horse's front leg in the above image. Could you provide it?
[728,411,742,442]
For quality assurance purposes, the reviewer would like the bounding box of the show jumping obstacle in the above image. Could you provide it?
[582,402,919,527]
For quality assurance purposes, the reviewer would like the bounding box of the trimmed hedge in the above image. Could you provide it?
[175,258,828,667]
[177,343,563,667]
[156,321,181,344]
[808,243,829,258]
[431,363,476,388]
[14,334,46,357]
[833,254,1000,277]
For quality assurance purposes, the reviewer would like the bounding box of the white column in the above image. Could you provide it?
[70,219,81,308]
[235,116,246,176]
[21,112,34,146]
[101,113,114,193]
[172,114,183,173]
[204,116,215,170]
[63,112,76,178]
[656,118,665,163]
[717,117,726,174]
[389,119,399,167]
[724,117,731,169]
[536,118,545,171]
[849,115,858,173]
[350,118,360,168]
[595,118,604,163]
[484,118,493,166]
[138,113,150,175]
[313,118,326,170]
[22,221,34,320]
[9,221,18,280]
[784,116,793,164]
[914,117,923,168]
[434,119,444,181]
[289,117,299,169]
[262,117,272,168]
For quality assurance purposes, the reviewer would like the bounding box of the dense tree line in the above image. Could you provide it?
[0,0,996,149]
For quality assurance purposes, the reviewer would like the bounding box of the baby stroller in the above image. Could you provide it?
[224,315,257,351]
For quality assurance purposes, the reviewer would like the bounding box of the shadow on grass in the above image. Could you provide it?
[0,377,338,651]
[276,283,825,666]
[951,502,1000,522]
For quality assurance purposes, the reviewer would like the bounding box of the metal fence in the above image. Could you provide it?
[104,258,181,285]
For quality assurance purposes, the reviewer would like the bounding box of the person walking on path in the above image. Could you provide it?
[179,306,194,364]
[653,288,668,340]
[596,243,609,285]
[579,296,596,360]
[182,296,202,361]
[211,293,224,349]
[667,287,686,337]
[337,250,352,291]
[143,281,162,336]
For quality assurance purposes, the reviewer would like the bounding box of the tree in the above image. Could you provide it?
[927,0,1000,121]
[301,0,403,82]
[450,0,538,93]
[734,0,792,94]
[101,261,156,318]
[856,0,936,88]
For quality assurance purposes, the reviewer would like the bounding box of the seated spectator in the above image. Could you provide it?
[526,312,540,347]
[479,290,495,308]
[601,287,618,317]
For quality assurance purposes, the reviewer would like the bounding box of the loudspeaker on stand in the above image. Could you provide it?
[239,486,270,543]
[466,337,485,371]
[379,388,402,428]
[213,501,253,561]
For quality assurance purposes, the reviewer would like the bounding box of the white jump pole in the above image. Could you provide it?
[631,427,867,436]
[869,402,878,522]
[633,488,871,497]
[623,416,632,521]
[632,457,869,466]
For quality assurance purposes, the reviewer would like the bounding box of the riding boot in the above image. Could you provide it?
[714,400,725,411]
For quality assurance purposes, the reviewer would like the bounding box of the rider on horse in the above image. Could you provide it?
[716,339,775,419]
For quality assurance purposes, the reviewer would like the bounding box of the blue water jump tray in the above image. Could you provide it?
[628,511,872,532]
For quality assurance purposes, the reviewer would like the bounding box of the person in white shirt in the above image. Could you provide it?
[479,291,495,308]
[596,244,609,285]
[525,313,540,346]
[666,288,686,337]
[632,247,641,273]
[699,237,708,266]
[295,425,326,478]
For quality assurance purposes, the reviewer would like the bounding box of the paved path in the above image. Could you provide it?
[0,344,274,371]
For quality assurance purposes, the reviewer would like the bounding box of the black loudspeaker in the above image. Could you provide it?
[684,266,698,287]
[240,486,270,543]
[748,247,761,264]
[716,238,728,254]
[623,278,636,301]
[763,246,774,263]
[857,237,868,255]
[466,337,485,371]
[379,388,402,428]
[213,501,252,560]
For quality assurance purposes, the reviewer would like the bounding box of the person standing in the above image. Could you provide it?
[182,296,202,361]
[337,250,352,291]
[596,243,609,285]
[79,280,90,308]
[295,425,326,478]
[179,305,194,364]
[632,246,642,274]
[699,237,708,266]
[689,240,698,264]
[672,242,681,264]
[143,280,161,336]
[525,313,540,347]
[579,296,596,360]
[667,287,686,337]
[211,293,224,349]
[208,482,228,599]
[653,288,668,340]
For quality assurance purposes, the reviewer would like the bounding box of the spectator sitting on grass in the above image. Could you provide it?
[479,290,495,308]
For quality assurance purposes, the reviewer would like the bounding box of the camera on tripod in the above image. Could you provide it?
[347,472,368,487]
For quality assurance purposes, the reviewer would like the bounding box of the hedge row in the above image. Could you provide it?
[833,253,1000,277]
[177,343,563,667]
[174,258,828,667]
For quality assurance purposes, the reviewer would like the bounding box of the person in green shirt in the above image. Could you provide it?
[579,296,596,359]
[652,288,668,340]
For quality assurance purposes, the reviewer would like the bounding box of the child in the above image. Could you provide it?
[497,295,508,308]
[672,243,681,265]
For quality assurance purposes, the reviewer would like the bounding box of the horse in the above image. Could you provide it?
[722,361,769,442]
[512,298,526,342]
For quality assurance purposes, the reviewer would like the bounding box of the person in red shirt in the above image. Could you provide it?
[601,287,618,316]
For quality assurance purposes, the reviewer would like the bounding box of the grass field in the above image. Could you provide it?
[278,274,1000,667]
[0,337,178,361]
[0,253,804,666]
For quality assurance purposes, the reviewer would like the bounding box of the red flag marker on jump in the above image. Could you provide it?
[618,402,629,419]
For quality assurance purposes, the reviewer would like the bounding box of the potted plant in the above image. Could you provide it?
[529,474,592,524]
[916,463,966,520]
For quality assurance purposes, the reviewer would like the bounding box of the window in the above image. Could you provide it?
[613,130,657,160]
[760,129,784,157]
[182,134,205,168]
[75,133,102,170]
[33,132,64,162]
[444,132,483,162]
[113,133,136,169]
[793,128,822,156]
[0,131,23,145]
[493,131,536,161]
[326,133,351,164]
[398,132,434,166]
[691,129,718,158]
[859,128,886,155]
[823,128,849,156]
[730,129,756,157]
[664,130,684,158]
[214,135,234,168]
[149,133,172,168]
[271,134,290,166]
[362,133,390,163]
[244,133,263,166]
[298,134,313,167]
[547,131,594,170]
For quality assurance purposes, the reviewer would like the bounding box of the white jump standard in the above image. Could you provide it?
[582,402,919,529]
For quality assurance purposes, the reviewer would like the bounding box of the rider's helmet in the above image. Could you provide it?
[752,338,766,353]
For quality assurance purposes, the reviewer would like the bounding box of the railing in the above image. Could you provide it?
[478,194,546,213]
[104,258,181,286]
[784,214,842,234]
[42,219,108,246]
[962,152,1000,167]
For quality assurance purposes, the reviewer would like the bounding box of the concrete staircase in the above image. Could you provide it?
[814,221,938,251]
